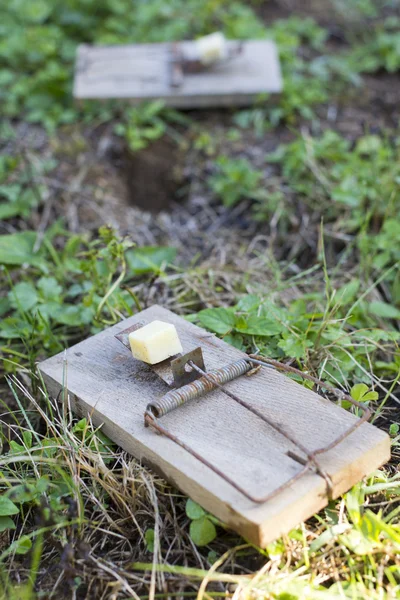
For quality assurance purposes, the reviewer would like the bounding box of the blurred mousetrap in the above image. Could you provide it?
[39,305,390,545]
[73,34,282,108]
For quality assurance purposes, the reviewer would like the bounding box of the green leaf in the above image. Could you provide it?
[13,535,32,555]
[186,499,206,520]
[235,294,261,312]
[0,297,10,317]
[356,135,382,154]
[0,231,46,267]
[189,516,217,547]
[336,279,360,305]
[126,246,176,275]
[389,423,399,436]
[350,383,378,402]
[0,496,19,516]
[0,516,16,532]
[145,528,155,553]
[0,184,21,202]
[9,441,26,454]
[8,282,38,312]
[7,483,37,504]
[223,333,245,351]
[73,418,87,434]
[10,0,53,23]
[278,336,313,359]
[197,307,236,335]
[350,383,369,401]
[51,305,94,326]
[235,315,283,336]
[22,431,33,449]
[369,301,400,319]
[37,276,62,300]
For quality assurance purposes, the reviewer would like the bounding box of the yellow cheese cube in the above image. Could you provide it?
[196,32,228,65]
[128,320,183,365]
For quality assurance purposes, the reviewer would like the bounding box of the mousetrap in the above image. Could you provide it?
[38,305,390,546]
[73,39,282,107]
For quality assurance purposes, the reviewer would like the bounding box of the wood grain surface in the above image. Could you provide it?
[74,40,282,107]
[38,305,390,545]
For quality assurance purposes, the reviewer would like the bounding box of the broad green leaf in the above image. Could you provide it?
[73,418,87,433]
[0,317,31,339]
[356,135,382,154]
[186,499,206,520]
[336,279,360,305]
[9,441,25,454]
[235,294,261,312]
[0,496,19,516]
[351,383,378,402]
[0,516,16,532]
[235,315,283,336]
[7,484,37,504]
[8,281,38,312]
[0,202,25,219]
[126,246,176,275]
[51,305,94,326]
[369,301,400,320]
[197,307,235,335]
[189,516,217,547]
[0,231,45,267]
[13,535,32,555]
[22,430,32,449]
[389,423,399,436]
[33,439,58,458]
[223,333,245,350]
[0,184,21,202]
[37,276,62,300]
[10,0,53,23]
[278,336,313,359]
[350,383,369,401]
[0,297,10,317]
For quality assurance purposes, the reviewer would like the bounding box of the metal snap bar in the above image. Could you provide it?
[144,352,370,504]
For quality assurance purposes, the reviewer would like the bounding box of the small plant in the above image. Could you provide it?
[114,101,167,152]
[347,17,400,73]
[0,154,55,220]
[186,499,219,546]
[0,0,269,129]
[194,286,400,385]
[208,155,264,207]
[0,226,177,374]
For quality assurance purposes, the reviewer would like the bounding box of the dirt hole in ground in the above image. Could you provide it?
[117,136,186,213]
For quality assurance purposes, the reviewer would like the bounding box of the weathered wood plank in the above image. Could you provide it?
[74,40,282,107]
[38,305,390,545]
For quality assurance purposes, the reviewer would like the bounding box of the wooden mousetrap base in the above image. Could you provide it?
[73,40,282,107]
[38,305,390,546]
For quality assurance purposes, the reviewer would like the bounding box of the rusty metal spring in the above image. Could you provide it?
[146,358,251,418]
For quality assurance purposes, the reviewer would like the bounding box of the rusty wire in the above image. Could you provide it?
[144,410,311,504]
[144,354,372,504]
[247,355,371,455]
[187,360,333,497]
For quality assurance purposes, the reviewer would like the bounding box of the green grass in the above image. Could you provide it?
[1,0,400,597]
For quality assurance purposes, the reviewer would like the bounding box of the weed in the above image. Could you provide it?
[0,227,176,374]
[208,156,264,207]
[0,0,267,130]
[1,1,400,597]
